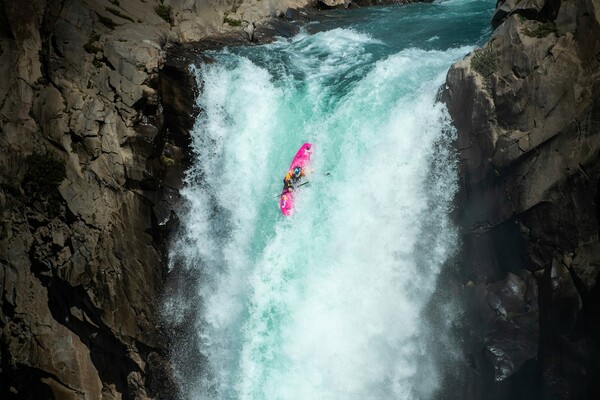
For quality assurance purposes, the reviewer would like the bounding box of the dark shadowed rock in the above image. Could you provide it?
[444,0,600,398]
[485,271,539,381]
[0,0,184,397]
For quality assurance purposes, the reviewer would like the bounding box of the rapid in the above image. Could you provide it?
[166,1,494,399]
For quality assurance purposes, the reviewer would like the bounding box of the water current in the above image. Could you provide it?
[166,1,494,399]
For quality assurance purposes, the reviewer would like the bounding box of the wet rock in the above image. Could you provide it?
[317,0,350,9]
[159,47,198,154]
[244,22,256,42]
[569,242,600,293]
[286,7,300,19]
[154,186,182,227]
[485,271,539,381]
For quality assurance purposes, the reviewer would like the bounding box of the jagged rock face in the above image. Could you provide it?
[0,0,193,398]
[444,0,600,398]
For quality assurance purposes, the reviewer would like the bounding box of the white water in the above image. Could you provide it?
[166,1,493,399]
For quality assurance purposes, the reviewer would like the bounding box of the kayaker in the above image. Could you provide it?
[283,166,304,191]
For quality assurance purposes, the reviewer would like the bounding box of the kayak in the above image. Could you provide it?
[279,143,312,216]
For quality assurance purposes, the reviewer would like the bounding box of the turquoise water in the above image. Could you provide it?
[167,1,494,399]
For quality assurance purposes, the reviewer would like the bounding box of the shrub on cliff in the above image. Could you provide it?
[524,22,556,38]
[471,46,497,87]
[223,14,242,27]
[155,4,173,24]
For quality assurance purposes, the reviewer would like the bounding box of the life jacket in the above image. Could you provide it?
[283,172,294,189]
[283,168,303,190]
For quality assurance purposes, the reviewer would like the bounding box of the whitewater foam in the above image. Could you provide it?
[167,1,494,399]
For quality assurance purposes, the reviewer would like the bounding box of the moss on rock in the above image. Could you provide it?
[523,22,556,38]
[471,46,497,87]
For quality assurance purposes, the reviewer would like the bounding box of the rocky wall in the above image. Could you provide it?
[0,0,184,398]
[444,0,600,398]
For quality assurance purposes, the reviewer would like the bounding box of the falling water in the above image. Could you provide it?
[166,1,494,399]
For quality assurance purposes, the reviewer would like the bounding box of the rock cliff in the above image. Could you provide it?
[444,0,600,398]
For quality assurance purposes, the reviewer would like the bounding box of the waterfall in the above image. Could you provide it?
[165,1,494,399]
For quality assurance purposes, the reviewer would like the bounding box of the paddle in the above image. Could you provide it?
[274,181,311,198]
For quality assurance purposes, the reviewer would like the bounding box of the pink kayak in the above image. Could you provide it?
[279,143,313,216]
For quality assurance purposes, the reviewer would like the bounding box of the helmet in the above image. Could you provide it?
[293,167,301,177]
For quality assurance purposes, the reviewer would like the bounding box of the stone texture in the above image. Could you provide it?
[0,0,201,398]
[444,0,600,398]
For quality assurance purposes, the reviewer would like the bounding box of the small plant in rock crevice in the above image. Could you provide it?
[523,22,556,38]
[471,46,497,88]
[155,4,173,24]
[160,155,175,167]
[223,13,242,27]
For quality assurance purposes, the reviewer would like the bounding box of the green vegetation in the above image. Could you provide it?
[223,14,242,27]
[155,5,173,24]
[84,35,101,54]
[97,13,118,29]
[93,59,103,68]
[106,7,135,23]
[471,46,497,86]
[524,22,556,38]
[23,152,66,216]
[160,155,175,167]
